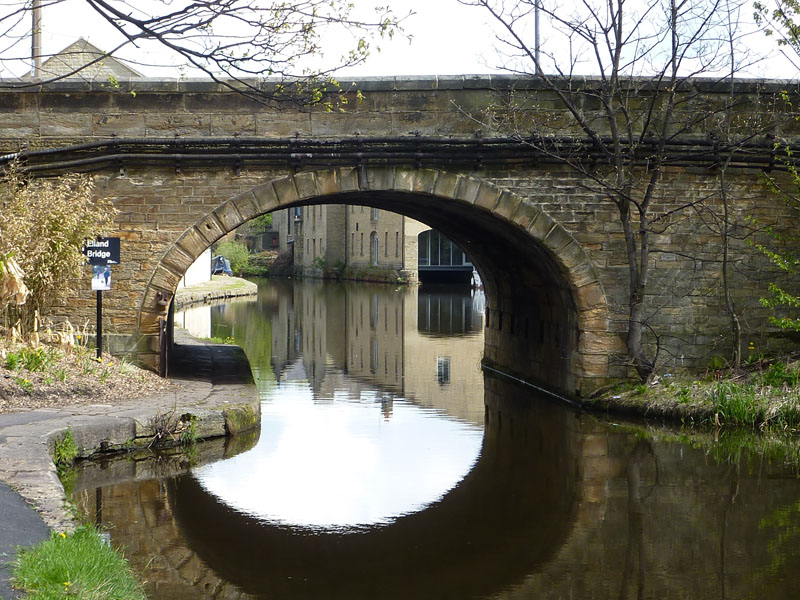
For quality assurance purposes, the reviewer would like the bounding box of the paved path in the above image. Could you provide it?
[0,333,259,599]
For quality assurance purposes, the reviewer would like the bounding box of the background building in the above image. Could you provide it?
[273,205,472,283]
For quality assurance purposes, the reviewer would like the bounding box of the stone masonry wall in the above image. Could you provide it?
[0,76,797,394]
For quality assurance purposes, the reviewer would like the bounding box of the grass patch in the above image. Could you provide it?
[199,336,236,345]
[11,526,146,600]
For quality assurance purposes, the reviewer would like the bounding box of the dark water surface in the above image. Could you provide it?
[72,280,800,600]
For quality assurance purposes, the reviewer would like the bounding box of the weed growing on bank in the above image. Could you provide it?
[605,356,800,431]
[11,526,145,600]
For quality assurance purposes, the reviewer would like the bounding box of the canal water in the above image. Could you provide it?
[71,279,800,600]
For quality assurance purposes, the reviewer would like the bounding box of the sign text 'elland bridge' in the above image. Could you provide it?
[1,75,799,397]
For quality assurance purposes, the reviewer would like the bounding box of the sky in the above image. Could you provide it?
[194,381,483,529]
[2,0,798,80]
[7,0,506,79]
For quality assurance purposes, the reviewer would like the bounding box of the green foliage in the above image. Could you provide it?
[15,376,33,393]
[4,351,20,370]
[214,241,250,275]
[755,0,800,58]
[311,256,326,271]
[200,336,236,345]
[710,381,760,427]
[707,355,728,371]
[180,415,199,447]
[754,361,800,387]
[12,525,146,600]
[0,163,116,332]
[4,347,54,372]
[247,213,272,233]
[53,428,78,469]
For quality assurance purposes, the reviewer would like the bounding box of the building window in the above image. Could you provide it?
[437,356,451,385]
[372,207,379,221]
[351,232,355,255]
[384,232,388,256]
[360,232,364,256]
[395,232,399,257]
[313,238,316,258]
[370,232,378,266]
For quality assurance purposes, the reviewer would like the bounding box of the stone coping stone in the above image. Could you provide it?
[0,75,794,95]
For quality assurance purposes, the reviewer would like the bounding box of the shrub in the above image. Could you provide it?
[0,162,116,332]
[214,241,250,275]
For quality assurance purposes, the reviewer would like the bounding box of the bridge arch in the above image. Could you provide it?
[142,166,616,397]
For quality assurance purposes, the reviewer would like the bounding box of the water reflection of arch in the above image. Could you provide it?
[168,379,580,600]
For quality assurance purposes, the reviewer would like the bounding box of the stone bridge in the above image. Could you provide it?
[0,76,797,397]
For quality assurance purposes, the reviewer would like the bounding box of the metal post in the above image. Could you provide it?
[32,0,42,78]
[534,0,541,76]
[96,290,102,359]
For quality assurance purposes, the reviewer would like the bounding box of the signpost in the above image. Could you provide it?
[83,237,120,359]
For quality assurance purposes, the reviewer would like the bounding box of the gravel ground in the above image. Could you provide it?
[0,343,179,414]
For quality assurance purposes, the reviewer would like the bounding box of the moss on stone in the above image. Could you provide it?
[223,404,259,435]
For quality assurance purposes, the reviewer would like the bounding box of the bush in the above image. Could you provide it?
[214,241,250,275]
[0,163,116,332]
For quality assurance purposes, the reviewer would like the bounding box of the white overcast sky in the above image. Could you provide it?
[5,0,799,79]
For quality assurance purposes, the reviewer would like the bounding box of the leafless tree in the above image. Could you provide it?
[460,0,756,380]
[0,0,406,104]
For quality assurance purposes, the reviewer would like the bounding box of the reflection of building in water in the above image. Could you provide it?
[272,206,474,284]
[269,281,485,425]
[174,304,212,339]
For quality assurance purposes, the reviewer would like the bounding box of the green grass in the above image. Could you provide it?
[11,526,145,600]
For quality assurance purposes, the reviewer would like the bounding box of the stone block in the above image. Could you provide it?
[575,282,606,309]
[454,176,481,204]
[544,225,576,254]
[393,169,416,192]
[365,166,395,191]
[251,182,280,213]
[149,264,181,294]
[93,113,146,136]
[294,171,319,200]
[313,169,338,195]
[338,166,360,192]
[494,191,521,220]
[527,210,556,242]
[432,171,460,199]
[230,191,260,222]
[474,182,502,211]
[195,214,226,244]
[558,240,590,271]
[176,227,211,260]
[161,245,195,275]
[255,112,311,136]
[509,200,539,231]
[273,176,299,205]
[210,114,256,136]
[213,201,243,233]
[40,113,93,136]
[412,169,439,194]
[581,331,626,354]
[579,307,610,332]
[145,114,210,136]
[0,114,38,138]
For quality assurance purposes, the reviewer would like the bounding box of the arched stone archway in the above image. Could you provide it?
[141,166,616,397]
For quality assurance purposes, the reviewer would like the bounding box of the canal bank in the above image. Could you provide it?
[0,333,259,599]
[174,275,257,309]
